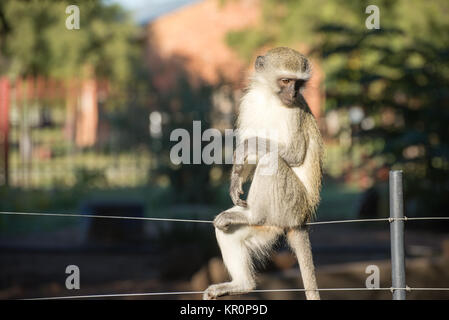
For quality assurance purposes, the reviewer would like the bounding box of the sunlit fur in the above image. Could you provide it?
[204,47,323,300]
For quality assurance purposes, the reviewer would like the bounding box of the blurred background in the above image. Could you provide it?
[0,0,448,299]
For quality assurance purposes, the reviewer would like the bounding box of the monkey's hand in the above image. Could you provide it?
[230,172,247,207]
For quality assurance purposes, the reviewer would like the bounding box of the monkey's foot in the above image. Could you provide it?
[213,213,232,232]
[203,282,253,300]
[213,211,248,232]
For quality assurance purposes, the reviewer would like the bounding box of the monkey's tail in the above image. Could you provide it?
[286,227,320,300]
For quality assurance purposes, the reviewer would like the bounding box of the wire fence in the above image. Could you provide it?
[1,210,448,225]
[23,287,449,300]
[1,208,449,300]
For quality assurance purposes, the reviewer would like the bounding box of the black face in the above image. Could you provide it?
[277,78,306,106]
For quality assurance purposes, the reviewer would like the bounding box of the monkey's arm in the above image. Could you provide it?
[230,137,279,207]
[230,165,246,207]
[279,134,309,167]
[230,152,255,207]
[230,134,309,206]
[241,136,307,167]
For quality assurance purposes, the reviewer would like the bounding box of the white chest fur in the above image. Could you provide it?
[237,87,299,147]
[237,85,315,198]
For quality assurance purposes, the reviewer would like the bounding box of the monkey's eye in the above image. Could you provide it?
[280,79,290,85]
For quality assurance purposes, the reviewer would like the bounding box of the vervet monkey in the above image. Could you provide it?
[203,47,323,300]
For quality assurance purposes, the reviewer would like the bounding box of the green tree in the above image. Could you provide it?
[0,0,137,88]
[150,73,221,204]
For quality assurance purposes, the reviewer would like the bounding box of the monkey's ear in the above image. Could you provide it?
[255,56,265,72]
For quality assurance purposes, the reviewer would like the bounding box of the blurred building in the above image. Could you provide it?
[146,0,259,88]
[145,0,324,130]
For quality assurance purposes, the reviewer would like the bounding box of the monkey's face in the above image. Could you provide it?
[254,47,311,107]
[276,78,306,106]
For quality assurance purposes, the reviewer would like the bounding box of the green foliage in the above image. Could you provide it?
[314,14,449,215]
[150,74,222,204]
[0,0,138,87]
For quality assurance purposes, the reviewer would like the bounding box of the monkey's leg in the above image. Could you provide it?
[247,153,311,228]
[287,228,320,300]
[203,224,280,300]
[203,226,255,300]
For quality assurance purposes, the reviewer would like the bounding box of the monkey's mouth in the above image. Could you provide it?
[281,97,296,106]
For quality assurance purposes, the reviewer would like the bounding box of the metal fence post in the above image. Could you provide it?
[389,170,406,300]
